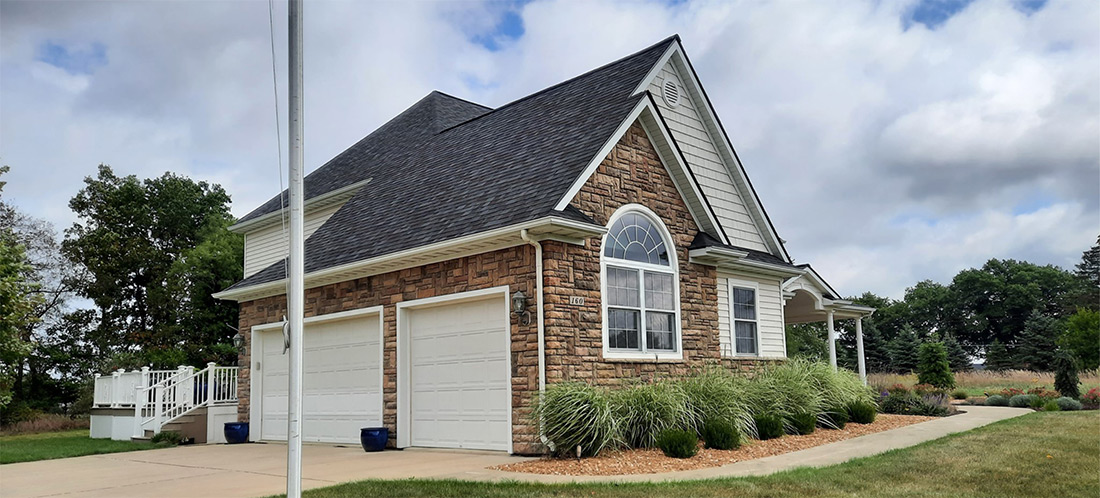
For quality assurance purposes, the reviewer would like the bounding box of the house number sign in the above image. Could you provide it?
[569,296,585,306]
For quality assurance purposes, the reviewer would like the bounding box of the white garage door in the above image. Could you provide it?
[407,296,510,451]
[259,314,382,444]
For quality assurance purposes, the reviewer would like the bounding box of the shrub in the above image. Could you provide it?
[818,407,849,429]
[951,390,968,400]
[1055,397,1082,411]
[879,391,921,414]
[1027,387,1061,401]
[999,387,1025,398]
[917,342,955,389]
[1053,351,1081,399]
[1042,401,1060,412]
[679,366,752,441]
[0,414,89,435]
[610,381,689,448]
[656,429,698,458]
[534,382,620,457]
[886,383,910,394]
[985,394,1010,406]
[847,401,877,424]
[786,412,816,435]
[151,430,184,446]
[1083,388,1100,409]
[753,413,784,440]
[1029,396,1046,410]
[700,418,740,450]
[1009,394,1038,408]
[908,394,952,417]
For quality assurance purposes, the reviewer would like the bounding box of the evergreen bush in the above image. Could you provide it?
[917,341,955,389]
[700,418,740,450]
[786,412,816,435]
[753,413,784,440]
[847,401,877,424]
[819,406,849,429]
[1052,351,1081,399]
[656,429,698,458]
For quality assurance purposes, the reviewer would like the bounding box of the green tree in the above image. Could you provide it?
[1073,236,1099,310]
[984,340,1014,371]
[917,341,955,389]
[1052,350,1080,399]
[62,165,242,368]
[951,259,1080,351]
[942,332,970,372]
[0,236,36,409]
[888,326,921,373]
[1014,312,1062,371]
[1058,308,1100,370]
[784,322,826,362]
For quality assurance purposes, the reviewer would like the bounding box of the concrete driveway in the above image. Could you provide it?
[0,443,529,498]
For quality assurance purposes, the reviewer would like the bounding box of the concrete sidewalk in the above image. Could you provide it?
[0,406,1027,497]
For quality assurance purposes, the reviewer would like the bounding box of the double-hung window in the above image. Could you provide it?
[730,282,758,355]
[602,208,680,357]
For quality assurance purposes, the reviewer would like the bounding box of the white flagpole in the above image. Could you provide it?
[286,0,305,496]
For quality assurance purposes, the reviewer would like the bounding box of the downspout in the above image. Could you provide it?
[520,229,550,450]
[519,229,546,393]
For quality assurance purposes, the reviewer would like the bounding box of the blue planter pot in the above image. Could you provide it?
[224,422,249,444]
[360,427,388,452]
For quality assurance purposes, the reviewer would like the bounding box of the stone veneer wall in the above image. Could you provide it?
[235,246,541,453]
[540,121,766,387]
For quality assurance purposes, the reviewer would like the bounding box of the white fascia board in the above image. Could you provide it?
[212,216,605,302]
[719,259,804,278]
[631,43,678,96]
[688,246,749,262]
[229,178,372,233]
[645,42,791,263]
[799,265,842,301]
[551,97,729,245]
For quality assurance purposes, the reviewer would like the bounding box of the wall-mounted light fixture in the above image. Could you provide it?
[511,290,531,326]
[232,332,245,352]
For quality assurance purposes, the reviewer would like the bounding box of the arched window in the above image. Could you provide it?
[601,206,680,358]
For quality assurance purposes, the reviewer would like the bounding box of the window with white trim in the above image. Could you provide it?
[602,210,679,354]
[731,285,758,355]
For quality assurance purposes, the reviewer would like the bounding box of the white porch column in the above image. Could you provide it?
[856,317,866,385]
[827,310,837,371]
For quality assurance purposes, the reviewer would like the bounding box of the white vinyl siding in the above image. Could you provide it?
[242,204,342,278]
[648,62,769,252]
[718,272,785,358]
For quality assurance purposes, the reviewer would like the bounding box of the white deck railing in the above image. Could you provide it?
[93,368,180,408]
[132,363,239,437]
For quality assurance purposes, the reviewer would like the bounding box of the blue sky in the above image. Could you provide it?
[1,0,1096,299]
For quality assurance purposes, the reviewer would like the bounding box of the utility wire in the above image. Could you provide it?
[268,0,291,306]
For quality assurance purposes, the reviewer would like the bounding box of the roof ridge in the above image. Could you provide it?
[437,34,680,134]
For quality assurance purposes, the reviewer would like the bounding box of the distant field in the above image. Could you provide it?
[867,369,1100,396]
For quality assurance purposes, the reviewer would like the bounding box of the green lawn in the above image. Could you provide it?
[0,429,161,464]
[290,411,1098,498]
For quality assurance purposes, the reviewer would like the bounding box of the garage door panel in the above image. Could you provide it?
[260,314,381,444]
[407,295,509,451]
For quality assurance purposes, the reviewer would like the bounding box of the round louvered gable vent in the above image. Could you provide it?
[662,79,681,108]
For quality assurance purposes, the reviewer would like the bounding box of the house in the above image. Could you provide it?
[213,35,874,455]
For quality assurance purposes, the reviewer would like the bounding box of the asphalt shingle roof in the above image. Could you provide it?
[227,36,677,291]
[688,232,796,268]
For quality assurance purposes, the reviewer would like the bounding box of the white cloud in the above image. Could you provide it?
[0,0,1095,299]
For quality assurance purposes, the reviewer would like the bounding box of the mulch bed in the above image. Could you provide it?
[493,414,937,476]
